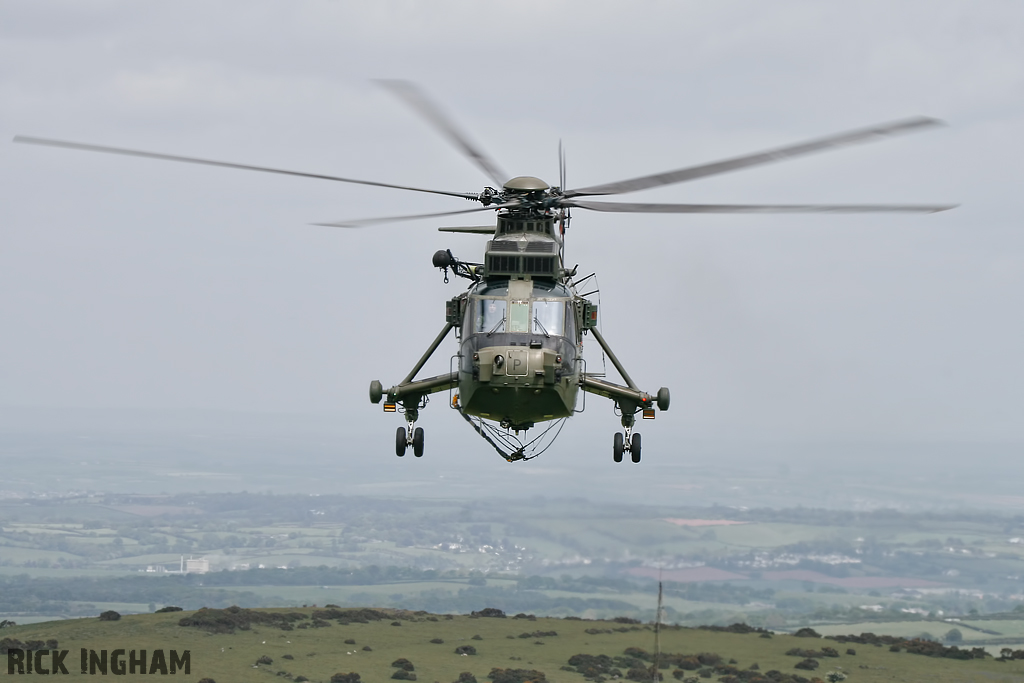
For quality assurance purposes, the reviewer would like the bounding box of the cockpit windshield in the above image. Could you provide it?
[508,301,530,333]
[474,298,506,334]
[470,289,570,339]
[532,300,565,336]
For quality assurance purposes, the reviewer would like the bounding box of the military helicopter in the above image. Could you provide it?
[14,81,955,463]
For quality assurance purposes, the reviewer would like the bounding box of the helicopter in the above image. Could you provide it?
[14,81,955,463]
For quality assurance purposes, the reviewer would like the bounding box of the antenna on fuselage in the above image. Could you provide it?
[558,140,570,267]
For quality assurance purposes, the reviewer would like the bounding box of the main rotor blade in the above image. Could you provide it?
[564,117,945,198]
[378,80,508,187]
[563,199,958,214]
[13,135,478,200]
[313,202,519,228]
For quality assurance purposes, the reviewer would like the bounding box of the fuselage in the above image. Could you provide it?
[454,201,583,430]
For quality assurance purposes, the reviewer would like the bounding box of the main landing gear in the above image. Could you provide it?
[392,402,426,458]
[577,327,669,465]
[612,426,642,463]
[396,423,425,458]
[370,321,459,460]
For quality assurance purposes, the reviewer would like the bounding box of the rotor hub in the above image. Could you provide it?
[502,176,550,192]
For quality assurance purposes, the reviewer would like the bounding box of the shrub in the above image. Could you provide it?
[362,646,372,652]
[793,627,821,638]
[472,608,506,618]
[794,659,819,670]
[345,639,356,645]
[344,608,390,622]
[846,649,856,655]
[295,677,308,682]
[391,621,403,626]
[392,658,415,671]
[391,672,417,681]
[1,639,54,654]
[198,679,216,683]
[330,674,361,683]
[472,635,483,640]
[455,674,477,683]
[487,668,547,683]
[676,656,700,670]
[99,610,121,621]
[155,606,183,613]
[178,606,307,634]
[455,645,477,655]
[256,655,273,665]
[698,623,769,635]
[283,654,294,660]
[431,638,445,644]
[826,673,847,683]
[567,652,616,678]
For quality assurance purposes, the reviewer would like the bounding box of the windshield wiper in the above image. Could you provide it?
[533,316,550,338]
[486,316,505,337]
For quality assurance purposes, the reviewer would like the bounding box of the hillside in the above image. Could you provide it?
[3,607,1023,682]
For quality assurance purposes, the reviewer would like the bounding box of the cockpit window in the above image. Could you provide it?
[509,300,530,333]
[475,299,506,333]
[532,300,565,336]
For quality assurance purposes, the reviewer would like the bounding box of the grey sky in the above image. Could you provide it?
[1,1,1022,470]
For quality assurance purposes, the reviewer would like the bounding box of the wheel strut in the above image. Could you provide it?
[613,403,642,463]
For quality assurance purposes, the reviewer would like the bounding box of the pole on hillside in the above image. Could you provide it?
[653,573,663,681]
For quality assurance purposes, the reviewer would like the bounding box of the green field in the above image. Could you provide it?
[3,607,1023,682]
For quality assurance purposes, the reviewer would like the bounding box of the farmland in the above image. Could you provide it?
[1,492,1023,638]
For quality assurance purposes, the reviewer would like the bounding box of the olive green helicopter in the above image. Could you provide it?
[14,81,955,463]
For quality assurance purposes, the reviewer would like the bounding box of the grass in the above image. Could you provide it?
[2,607,1022,682]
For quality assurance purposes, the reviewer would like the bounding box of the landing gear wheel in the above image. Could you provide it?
[630,433,642,463]
[395,427,407,457]
[613,432,624,462]
[413,427,424,457]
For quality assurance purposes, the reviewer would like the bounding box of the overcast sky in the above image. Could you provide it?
[2,1,1023,469]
